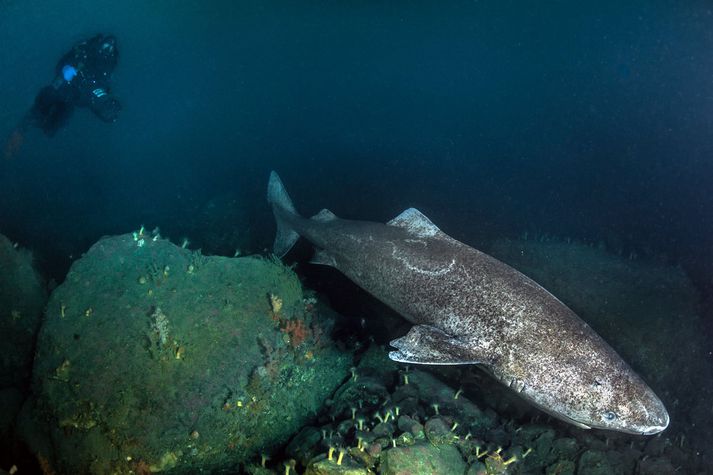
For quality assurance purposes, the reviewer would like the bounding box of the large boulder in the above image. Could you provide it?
[0,233,46,390]
[25,233,352,474]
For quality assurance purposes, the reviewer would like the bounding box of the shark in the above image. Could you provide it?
[267,171,669,435]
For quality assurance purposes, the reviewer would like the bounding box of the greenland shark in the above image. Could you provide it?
[267,171,669,435]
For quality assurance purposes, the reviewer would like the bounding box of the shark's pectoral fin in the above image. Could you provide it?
[388,324,481,365]
[309,249,337,267]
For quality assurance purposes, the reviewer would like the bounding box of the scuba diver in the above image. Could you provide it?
[4,34,121,159]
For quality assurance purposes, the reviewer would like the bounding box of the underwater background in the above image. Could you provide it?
[0,1,712,474]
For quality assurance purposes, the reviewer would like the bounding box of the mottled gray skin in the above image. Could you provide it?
[267,172,669,435]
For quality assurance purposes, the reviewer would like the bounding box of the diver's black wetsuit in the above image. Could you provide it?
[24,34,121,137]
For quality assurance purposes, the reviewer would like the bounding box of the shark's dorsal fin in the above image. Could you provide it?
[388,324,482,365]
[387,208,441,238]
[311,208,338,222]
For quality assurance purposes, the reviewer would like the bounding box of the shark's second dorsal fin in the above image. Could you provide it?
[389,325,482,365]
[387,208,441,238]
[311,208,338,222]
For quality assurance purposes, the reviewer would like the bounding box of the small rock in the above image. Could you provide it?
[547,460,575,475]
[514,424,551,445]
[392,384,419,402]
[577,450,616,475]
[348,447,376,470]
[381,442,466,475]
[367,443,381,458]
[637,456,677,475]
[372,422,394,438]
[467,461,487,475]
[410,422,425,439]
[484,426,510,448]
[394,396,420,416]
[424,417,453,446]
[552,437,579,460]
[286,426,323,467]
[395,432,415,447]
[337,419,355,435]
[374,437,392,449]
[396,415,418,434]
[305,456,372,475]
[532,428,558,465]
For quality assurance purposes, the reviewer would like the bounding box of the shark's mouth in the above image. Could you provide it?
[516,391,594,430]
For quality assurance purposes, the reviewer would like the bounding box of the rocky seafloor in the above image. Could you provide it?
[0,231,711,474]
[242,344,711,475]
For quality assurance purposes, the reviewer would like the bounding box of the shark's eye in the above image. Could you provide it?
[603,411,618,421]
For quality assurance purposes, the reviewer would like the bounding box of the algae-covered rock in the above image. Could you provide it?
[286,426,323,467]
[424,417,453,446]
[0,234,46,389]
[547,460,575,475]
[466,462,486,475]
[637,455,677,475]
[576,450,619,475]
[27,234,352,474]
[380,442,466,475]
[305,456,373,475]
[551,437,579,461]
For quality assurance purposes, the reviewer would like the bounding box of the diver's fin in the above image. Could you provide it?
[310,208,338,222]
[3,127,25,161]
[309,249,337,267]
[388,325,481,365]
[267,171,300,257]
[387,208,441,238]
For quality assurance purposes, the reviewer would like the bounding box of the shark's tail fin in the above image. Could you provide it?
[267,171,301,257]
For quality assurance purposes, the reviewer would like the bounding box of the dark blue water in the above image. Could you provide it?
[2,1,711,283]
[1,1,712,469]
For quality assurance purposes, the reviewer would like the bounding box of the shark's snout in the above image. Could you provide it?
[641,403,669,435]
[622,391,670,435]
